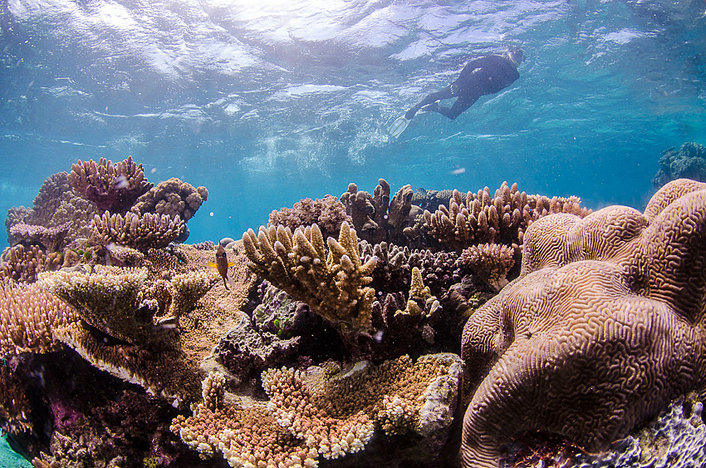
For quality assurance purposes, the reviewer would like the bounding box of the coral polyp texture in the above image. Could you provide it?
[68,156,153,213]
[243,221,378,332]
[422,181,590,252]
[268,194,352,240]
[91,211,185,251]
[460,178,706,467]
[130,177,209,222]
[0,281,79,358]
[172,353,462,467]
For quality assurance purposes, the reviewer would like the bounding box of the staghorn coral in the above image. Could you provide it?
[459,178,706,468]
[131,177,209,222]
[269,195,352,240]
[68,156,153,213]
[422,181,590,252]
[0,282,79,358]
[242,221,377,332]
[91,211,185,251]
[459,243,515,292]
[38,265,153,345]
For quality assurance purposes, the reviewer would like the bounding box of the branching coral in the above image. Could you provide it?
[459,178,706,468]
[131,177,208,222]
[243,221,377,332]
[459,243,515,292]
[340,179,415,244]
[1,244,49,283]
[68,156,153,213]
[0,282,79,358]
[422,181,590,252]
[268,195,352,240]
[91,211,185,251]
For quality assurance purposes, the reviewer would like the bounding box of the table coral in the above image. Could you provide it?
[243,221,377,333]
[68,156,153,213]
[8,222,71,253]
[38,265,153,345]
[91,211,185,251]
[460,178,706,467]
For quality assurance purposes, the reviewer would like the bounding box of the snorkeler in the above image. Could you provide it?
[388,47,525,138]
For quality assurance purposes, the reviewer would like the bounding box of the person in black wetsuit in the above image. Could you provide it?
[405,47,524,121]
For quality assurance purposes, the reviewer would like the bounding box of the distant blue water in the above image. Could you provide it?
[0,0,705,460]
[0,435,30,467]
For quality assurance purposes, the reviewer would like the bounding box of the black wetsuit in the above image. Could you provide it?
[405,55,520,120]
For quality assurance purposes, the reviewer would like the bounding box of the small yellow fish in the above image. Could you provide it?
[208,244,235,289]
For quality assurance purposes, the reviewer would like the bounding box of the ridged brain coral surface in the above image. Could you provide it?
[460,179,706,468]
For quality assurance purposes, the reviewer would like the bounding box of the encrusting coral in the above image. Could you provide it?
[91,211,185,251]
[459,178,706,468]
[243,221,378,332]
[68,156,153,213]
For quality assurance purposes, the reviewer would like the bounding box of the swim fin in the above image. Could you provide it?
[388,114,411,138]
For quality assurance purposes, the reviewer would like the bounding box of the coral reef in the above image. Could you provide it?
[460,178,706,467]
[243,222,378,333]
[8,222,71,253]
[459,243,515,292]
[653,142,706,188]
[269,195,352,240]
[68,156,153,213]
[340,179,417,245]
[91,211,185,251]
[8,169,702,468]
[421,181,590,252]
[131,177,209,222]
[0,282,79,358]
[172,353,462,467]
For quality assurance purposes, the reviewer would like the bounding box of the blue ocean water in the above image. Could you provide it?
[0,0,704,462]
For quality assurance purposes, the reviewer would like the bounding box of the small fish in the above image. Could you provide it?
[208,244,235,289]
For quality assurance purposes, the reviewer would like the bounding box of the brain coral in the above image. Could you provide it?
[460,178,706,467]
